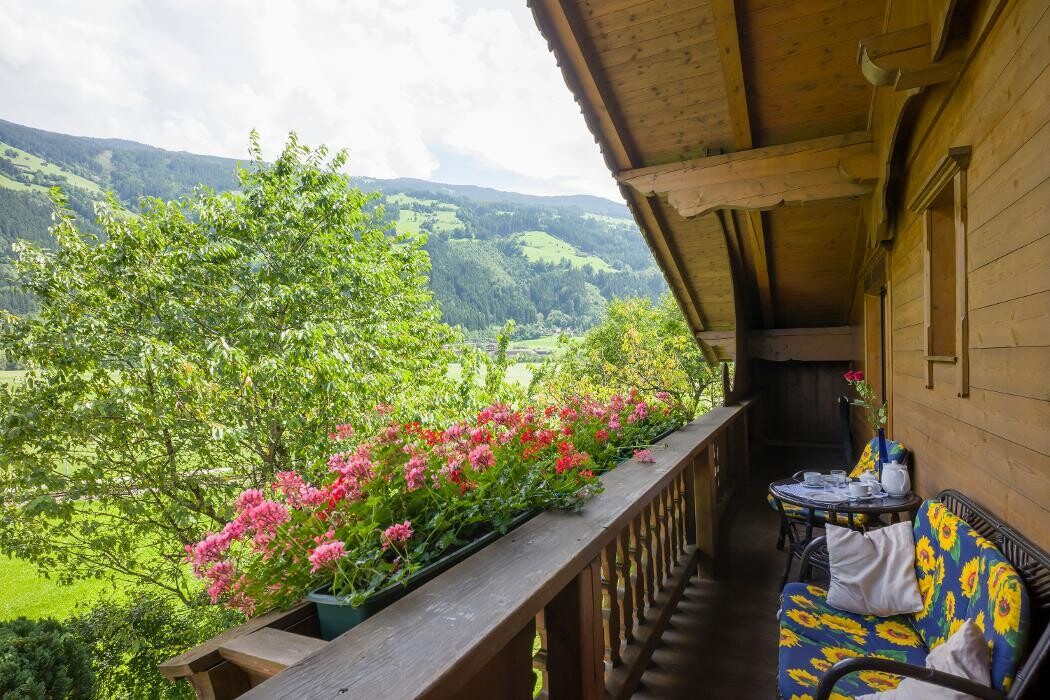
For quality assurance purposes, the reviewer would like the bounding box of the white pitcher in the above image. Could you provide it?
[881,461,910,496]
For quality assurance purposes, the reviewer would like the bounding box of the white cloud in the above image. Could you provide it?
[0,0,621,199]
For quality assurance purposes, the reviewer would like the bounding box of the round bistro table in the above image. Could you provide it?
[768,477,923,585]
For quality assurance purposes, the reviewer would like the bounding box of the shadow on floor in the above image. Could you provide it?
[632,444,841,699]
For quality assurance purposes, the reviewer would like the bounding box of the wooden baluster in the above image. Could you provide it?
[650,499,665,589]
[534,610,549,698]
[617,528,635,645]
[683,460,697,549]
[662,486,674,573]
[630,515,648,622]
[667,483,680,564]
[544,560,605,700]
[602,540,622,666]
[677,473,688,555]
[642,503,657,605]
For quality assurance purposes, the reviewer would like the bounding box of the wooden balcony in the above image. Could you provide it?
[162,400,766,699]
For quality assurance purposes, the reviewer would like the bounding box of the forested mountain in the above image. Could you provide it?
[0,119,665,330]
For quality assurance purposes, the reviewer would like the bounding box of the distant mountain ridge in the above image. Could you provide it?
[0,119,663,330]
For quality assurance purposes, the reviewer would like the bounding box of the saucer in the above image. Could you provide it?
[801,482,825,489]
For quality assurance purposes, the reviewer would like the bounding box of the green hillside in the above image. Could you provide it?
[0,119,666,334]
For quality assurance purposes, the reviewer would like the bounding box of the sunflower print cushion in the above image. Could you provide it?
[849,437,907,479]
[778,582,926,698]
[912,500,1030,691]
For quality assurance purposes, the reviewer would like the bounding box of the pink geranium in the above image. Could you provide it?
[633,449,656,463]
[381,521,414,550]
[308,540,347,573]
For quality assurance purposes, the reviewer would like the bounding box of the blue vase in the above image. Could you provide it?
[877,428,889,480]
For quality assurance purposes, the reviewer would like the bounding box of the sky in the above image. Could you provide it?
[0,0,621,200]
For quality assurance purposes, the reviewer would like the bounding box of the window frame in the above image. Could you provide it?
[908,146,971,397]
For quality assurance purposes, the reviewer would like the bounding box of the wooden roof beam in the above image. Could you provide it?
[617,131,877,219]
[710,0,774,329]
[858,23,963,91]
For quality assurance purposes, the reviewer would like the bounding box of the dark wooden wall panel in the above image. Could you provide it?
[752,360,849,446]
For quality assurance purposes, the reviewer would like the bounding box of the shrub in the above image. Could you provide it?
[0,617,94,699]
[66,591,242,700]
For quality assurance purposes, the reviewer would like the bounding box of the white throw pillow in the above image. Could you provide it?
[826,521,923,616]
[857,619,991,699]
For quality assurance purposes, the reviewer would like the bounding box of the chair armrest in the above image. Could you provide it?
[815,657,1005,700]
[798,535,827,582]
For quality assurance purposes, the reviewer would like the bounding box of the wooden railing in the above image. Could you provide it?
[161,400,754,699]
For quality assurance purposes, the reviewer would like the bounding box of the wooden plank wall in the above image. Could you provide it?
[877,0,1050,547]
[752,360,849,447]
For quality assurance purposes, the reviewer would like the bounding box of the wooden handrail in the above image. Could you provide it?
[164,399,755,699]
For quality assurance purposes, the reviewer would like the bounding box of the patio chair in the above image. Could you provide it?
[776,490,1050,699]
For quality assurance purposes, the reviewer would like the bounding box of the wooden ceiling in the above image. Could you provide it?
[531,0,889,352]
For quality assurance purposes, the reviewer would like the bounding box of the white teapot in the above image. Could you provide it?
[881,461,910,496]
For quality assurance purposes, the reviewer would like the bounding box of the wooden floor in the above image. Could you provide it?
[632,445,841,699]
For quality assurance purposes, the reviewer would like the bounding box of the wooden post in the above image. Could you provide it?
[544,560,605,700]
[693,446,719,578]
[456,618,537,700]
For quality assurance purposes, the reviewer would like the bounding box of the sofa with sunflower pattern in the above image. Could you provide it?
[777,490,1050,699]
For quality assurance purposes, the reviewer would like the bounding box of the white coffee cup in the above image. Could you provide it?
[848,480,872,498]
[803,471,822,486]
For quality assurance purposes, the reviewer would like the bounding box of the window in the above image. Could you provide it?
[909,146,971,397]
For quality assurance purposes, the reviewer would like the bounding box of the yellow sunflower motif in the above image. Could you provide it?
[949,618,966,637]
[791,594,816,610]
[858,671,901,692]
[960,558,980,599]
[975,610,986,633]
[938,514,958,551]
[988,561,1012,598]
[967,529,999,550]
[788,695,814,700]
[811,658,831,673]
[915,573,936,621]
[780,627,802,648]
[928,503,945,531]
[945,591,957,622]
[934,556,946,587]
[822,646,862,664]
[820,613,867,641]
[876,620,921,647]
[806,584,827,598]
[788,608,821,629]
[993,580,1023,636]
[788,668,819,687]
[915,536,936,572]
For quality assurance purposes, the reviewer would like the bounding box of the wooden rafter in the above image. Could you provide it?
[857,23,962,91]
[528,0,718,363]
[710,0,774,329]
[618,131,877,219]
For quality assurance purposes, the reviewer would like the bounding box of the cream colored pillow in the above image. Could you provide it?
[857,619,991,699]
[826,521,923,616]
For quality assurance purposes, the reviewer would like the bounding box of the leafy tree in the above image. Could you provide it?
[0,617,94,699]
[67,590,242,699]
[530,294,722,417]
[0,133,458,601]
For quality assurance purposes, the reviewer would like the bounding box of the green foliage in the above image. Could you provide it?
[0,133,458,601]
[530,295,723,418]
[0,617,94,699]
[66,591,242,700]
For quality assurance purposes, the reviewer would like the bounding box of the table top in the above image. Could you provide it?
[769,477,923,514]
